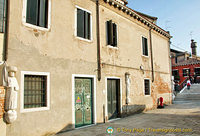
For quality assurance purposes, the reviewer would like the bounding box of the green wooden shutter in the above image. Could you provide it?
[0,0,5,32]
[26,0,38,25]
[107,20,113,45]
[113,23,117,47]
[77,9,84,38]
[145,38,148,56]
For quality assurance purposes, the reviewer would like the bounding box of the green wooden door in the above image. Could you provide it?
[107,79,119,120]
[75,78,93,128]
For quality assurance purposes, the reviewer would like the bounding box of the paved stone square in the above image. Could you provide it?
[56,84,200,136]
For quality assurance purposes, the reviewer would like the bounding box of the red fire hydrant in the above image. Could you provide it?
[158,97,164,108]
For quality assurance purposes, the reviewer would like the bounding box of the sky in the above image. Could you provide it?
[127,0,200,55]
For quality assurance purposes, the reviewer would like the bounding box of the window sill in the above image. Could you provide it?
[142,55,149,58]
[107,45,118,49]
[75,36,92,43]
[21,107,50,113]
[23,22,50,32]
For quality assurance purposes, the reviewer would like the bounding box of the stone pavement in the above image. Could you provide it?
[56,84,200,136]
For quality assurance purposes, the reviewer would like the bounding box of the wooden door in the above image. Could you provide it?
[75,78,93,128]
[107,79,120,120]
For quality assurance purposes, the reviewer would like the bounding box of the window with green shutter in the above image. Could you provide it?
[77,8,91,40]
[26,0,49,28]
[106,20,117,47]
[142,37,148,56]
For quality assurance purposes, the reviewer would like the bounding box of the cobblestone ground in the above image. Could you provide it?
[56,84,200,136]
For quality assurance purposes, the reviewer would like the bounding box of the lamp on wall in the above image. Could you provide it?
[140,65,144,70]
[140,65,144,74]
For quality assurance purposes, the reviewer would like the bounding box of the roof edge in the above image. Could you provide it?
[104,0,172,38]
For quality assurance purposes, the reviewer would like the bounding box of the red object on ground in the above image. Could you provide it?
[159,97,163,107]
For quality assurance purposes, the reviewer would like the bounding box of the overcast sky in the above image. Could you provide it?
[127,0,200,55]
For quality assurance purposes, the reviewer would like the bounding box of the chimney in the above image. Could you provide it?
[191,39,197,56]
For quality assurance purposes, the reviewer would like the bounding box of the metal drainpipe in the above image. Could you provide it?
[96,0,101,81]
[149,27,154,82]
[3,0,9,61]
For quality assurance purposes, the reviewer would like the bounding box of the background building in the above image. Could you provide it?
[171,40,200,91]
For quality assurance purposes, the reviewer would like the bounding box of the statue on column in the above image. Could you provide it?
[4,66,19,124]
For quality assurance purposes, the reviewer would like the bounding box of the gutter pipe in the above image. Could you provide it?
[3,0,8,61]
[96,0,101,81]
[149,27,154,82]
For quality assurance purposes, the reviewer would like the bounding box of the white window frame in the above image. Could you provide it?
[72,74,96,129]
[20,71,50,113]
[22,0,52,31]
[141,36,149,57]
[74,5,93,42]
[105,20,119,49]
[144,78,151,96]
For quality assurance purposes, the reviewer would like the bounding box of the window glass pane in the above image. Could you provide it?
[195,68,200,76]
[26,0,38,25]
[39,0,48,28]
[145,38,148,56]
[24,75,47,109]
[183,69,190,76]
[142,37,148,56]
[77,8,84,38]
[84,12,90,40]
[142,37,145,55]
[172,70,179,80]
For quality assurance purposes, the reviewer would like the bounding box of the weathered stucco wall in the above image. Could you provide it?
[7,0,98,136]
[99,1,171,114]
[5,0,171,135]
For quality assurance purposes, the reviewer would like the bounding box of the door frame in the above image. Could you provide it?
[105,77,122,120]
[72,74,97,128]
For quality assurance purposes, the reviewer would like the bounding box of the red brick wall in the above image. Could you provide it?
[172,64,200,84]
[0,87,5,119]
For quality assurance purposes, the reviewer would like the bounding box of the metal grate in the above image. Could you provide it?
[144,79,150,95]
[24,75,47,109]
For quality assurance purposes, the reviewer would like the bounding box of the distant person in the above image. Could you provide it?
[189,76,194,84]
[187,79,191,90]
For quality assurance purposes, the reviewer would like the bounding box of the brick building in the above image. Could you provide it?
[171,40,200,91]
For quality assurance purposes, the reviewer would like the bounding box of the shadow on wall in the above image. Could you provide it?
[121,104,146,117]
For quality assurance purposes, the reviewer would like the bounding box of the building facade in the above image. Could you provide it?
[0,0,172,135]
[171,40,200,91]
